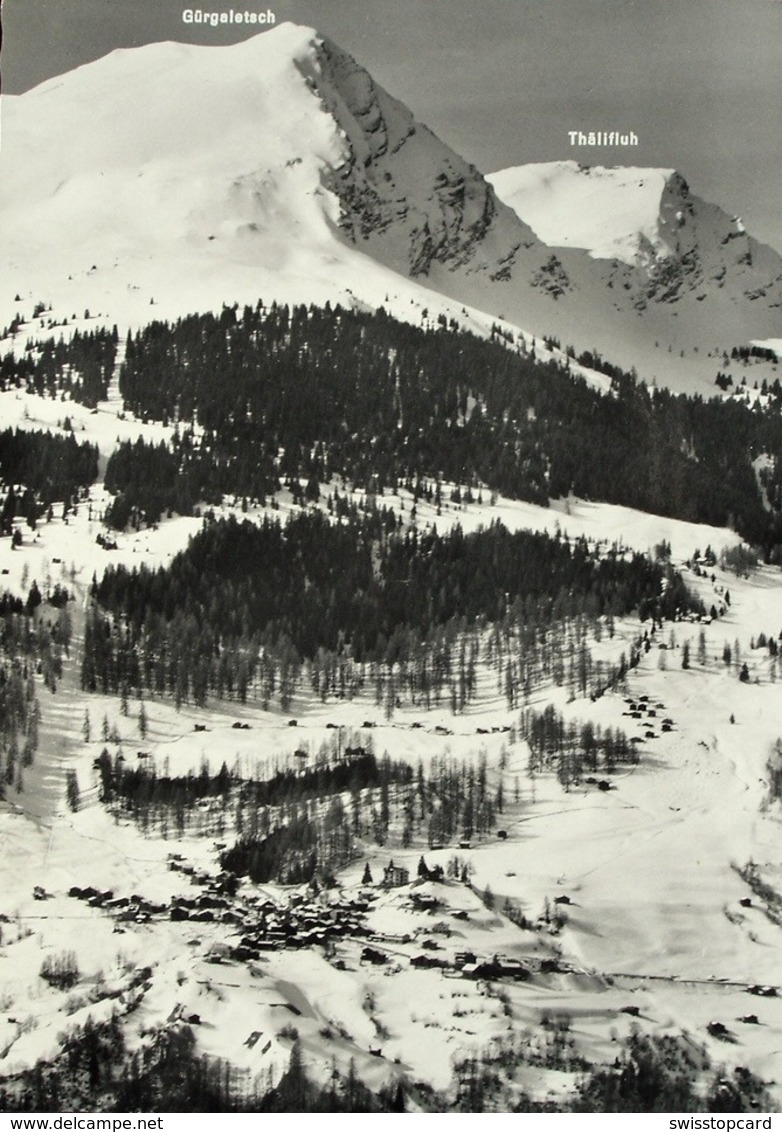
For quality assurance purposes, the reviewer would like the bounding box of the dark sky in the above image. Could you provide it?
[3,0,781,251]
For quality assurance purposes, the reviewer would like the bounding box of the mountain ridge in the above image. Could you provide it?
[489,160,782,308]
[298,33,544,280]
[0,23,780,393]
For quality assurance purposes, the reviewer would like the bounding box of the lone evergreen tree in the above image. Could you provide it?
[65,769,80,812]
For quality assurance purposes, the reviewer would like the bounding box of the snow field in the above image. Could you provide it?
[488,162,675,266]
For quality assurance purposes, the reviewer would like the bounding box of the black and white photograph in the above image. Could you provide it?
[0,0,781,1116]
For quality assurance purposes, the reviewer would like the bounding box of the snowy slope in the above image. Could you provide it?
[0,26,363,328]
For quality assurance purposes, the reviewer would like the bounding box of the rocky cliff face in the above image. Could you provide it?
[297,37,540,279]
[301,51,782,379]
[631,172,782,310]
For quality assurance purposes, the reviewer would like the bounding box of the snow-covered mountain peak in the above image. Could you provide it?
[0,19,536,288]
[488,161,679,266]
[0,25,333,195]
[488,160,777,289]
[0,26,404,334]
[0,22,547,356]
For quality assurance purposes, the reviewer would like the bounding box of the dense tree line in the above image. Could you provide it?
[573,1031,773,1114]
[113,302,782,554]
[452,1028,774,1113]
[729,344,778,364]
[420,751,500,847]
[0,584,75,795]
[0,327,118,407]
[0,1014,127,1111]
[0,429,98,529]
[2,1015,770,1113]
[95,730,508,868]
[103,435,224,528]
[82,510,696,708]
[520,704,637,788]
[221,813,346,885]
[0,1017,404,1112]
[92,716,512,863]
[82,593,635,716]
[0,1016,246,1112]
[97,748,412,823]
[217,747,502,879]
[0,655,39,797]
[95,740,416,869]
[0,586,73,795]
